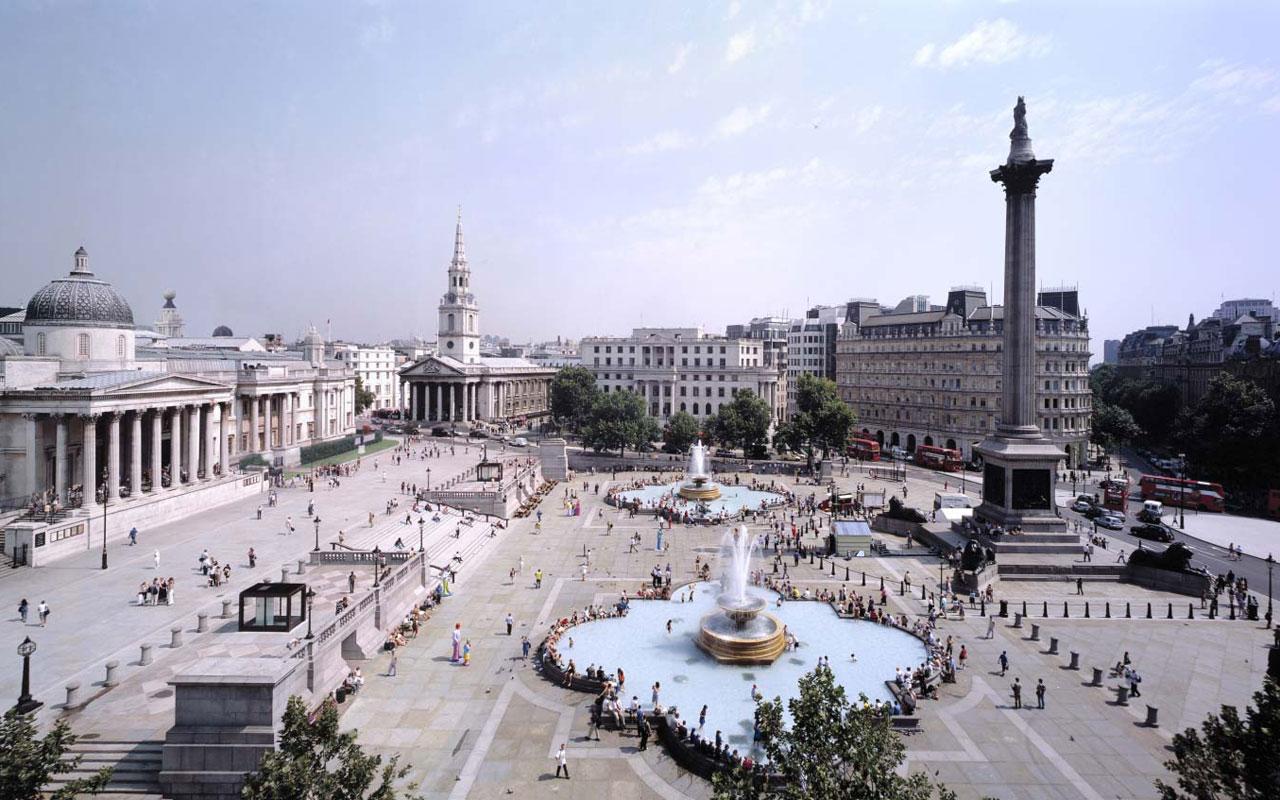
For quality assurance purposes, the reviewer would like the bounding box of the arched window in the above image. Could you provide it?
[680,402,687,412]
[36,332,46,356]
[692,402,700,415]
[78,333,91,358]
[116,334,125,358]
[467,315,474,332]
[447,313,455,332]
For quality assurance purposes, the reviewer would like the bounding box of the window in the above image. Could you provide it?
[78,333,91,358]
[36,332,46,355]
[116,334,125,358]
[447,313,455,331]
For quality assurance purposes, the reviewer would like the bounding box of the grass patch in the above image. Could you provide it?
[290,435,399,474]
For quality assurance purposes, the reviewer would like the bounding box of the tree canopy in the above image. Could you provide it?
[1089,366,1181,445]
[713,390,773,458]
[549,366,600,432]
[582,390,658,456]
[353,376,376,416]
[1156,675,1280,800]
[663,410,701,454]
[787,374,857,467]
[1175,372,1280,499]
[1090,402,1143,451]
[711,667,955,800]
[241,695,417,800]
[0,710,112,800]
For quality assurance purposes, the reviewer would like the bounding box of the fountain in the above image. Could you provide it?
[678,440,721,501]
[696,525,786,664]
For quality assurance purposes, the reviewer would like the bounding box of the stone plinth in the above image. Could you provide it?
[538,437,569,481]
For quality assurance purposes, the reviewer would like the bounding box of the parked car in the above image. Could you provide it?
[1081,505,1106,520]
[1097,513,1125,531]
[1130,523,1174,542]
[431,426,450,437]
[510,437,529,448]
[468,429,488,439]
[1071,499,1095,513]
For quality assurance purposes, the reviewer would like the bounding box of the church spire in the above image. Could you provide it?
[452,206,467,269]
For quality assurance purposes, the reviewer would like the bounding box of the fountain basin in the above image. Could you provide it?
[678,477,722,501]
[696,592,785,665]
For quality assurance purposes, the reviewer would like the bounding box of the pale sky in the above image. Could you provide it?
[2,1,1277,354]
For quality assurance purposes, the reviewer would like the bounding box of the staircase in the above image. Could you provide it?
[48,739,164,798]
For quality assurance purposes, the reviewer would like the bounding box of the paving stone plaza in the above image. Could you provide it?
[3,437,1275,799]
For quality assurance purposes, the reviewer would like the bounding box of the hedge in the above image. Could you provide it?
[239,453,269,470]
[299,431,382,465]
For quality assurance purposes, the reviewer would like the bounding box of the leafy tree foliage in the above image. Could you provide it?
[711,667,955,800]
[663,411,701,454]
[354,376,376,416]
[241,695,416,800]
[582,390,657,456]
[1175,372,1280,499]
[1090,402,1143,451]
[0,710,112,799]
[714,390,773,458]
[549,366,600,432]
[1089,366,1181,445]
[770,418,804,455]
[1156,675,1280,800]
[787,374,857,467]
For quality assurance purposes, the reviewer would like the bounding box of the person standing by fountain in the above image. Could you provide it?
[451,623,463,662]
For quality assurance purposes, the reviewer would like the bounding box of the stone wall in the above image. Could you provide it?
[1124,565,1212,597]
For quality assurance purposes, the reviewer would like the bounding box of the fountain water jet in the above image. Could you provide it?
[696,525,786,664]
[678,441,721,501]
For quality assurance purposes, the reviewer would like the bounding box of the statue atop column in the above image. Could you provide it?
[1008,95,1036,164]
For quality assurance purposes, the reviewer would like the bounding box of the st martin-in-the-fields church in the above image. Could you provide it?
[398,213,555,427]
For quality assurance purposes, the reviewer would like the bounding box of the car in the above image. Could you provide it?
[1097,513,1125,531]
[510,437,529,448]
[1130,523,1174,542]
[468,429,489,439]
[1081,505,1106,520]
[1071,499,1094,513]
[431,426,450,437]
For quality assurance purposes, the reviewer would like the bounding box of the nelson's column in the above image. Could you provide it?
[974,97,1068,533]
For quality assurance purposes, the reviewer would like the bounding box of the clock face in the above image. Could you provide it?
[17,639,36,657]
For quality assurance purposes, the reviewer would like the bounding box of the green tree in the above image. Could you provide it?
[582,390,653,456]
[1156,675,1280,800]
[353,376,376,416]
[663,411,700,454]
[787,374,858,468]
[550,366,600,432]
[770,418,804,455]
[1090,402,1143,452]
[711,667,955,800]
[1176,372,1280,498]
[0,710,112,799]
[716,390,773,458]
[241,695,416,800]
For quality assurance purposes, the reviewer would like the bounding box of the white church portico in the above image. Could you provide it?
[399,213,555,427]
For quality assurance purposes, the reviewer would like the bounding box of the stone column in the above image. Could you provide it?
[218,403,230,475]
[284,393,293,445]
[130,410,143,497]
[170,407,183,486]
[315,387,325,440]
[187,406,200,480]
[430,384,438,422]
[23,414,38,498]
[107,413,121,500]
[265,393,275,450]
[82,415,98,506]
[150,409,162,491]
[253,396,263,451]
[55,415,68,502]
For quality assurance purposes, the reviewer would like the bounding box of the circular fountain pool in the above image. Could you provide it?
[552,580,928,747]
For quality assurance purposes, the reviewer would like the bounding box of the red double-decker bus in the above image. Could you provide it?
[915,445,963,472]
[1138,474,1226,513]
[846,437,881,461]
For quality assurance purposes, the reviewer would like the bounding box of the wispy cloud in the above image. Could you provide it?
[1190,59,1277,104]
[715,103,772,138]
[624,130,693,156]
[668,43,694,75]
[912,19,1050,70]
[725,28,756,63]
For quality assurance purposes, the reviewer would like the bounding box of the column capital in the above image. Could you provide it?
[82,412,101,421]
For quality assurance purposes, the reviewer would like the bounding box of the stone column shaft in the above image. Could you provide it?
[188,405,201,479]
[151,410,162,491]
[170,407,182,486]
[218,403,229,475]
[83,416,97,505]
[55,415,68,501]
[107,413,121,500]
[130,411,143,496]
[249,396,259,452]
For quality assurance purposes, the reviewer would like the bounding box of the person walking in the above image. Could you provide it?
[638,715,651,751]
[387,651,398,677]
[998,650,1009,676]
[1011,677,1022,709]
[986,615,996,639]
[128,526,138,546]
[535,569,543,589]
[1035,678,1046,709]
[18,598,29,625]
[348,571,356,593]
[1128,669,1142,698]
[505,612,515,635]
[1076,577,1084,596]
[248,547,257,568]
[37,600,50,627]
[555,743,570,779]
[153,550,161,570]
[521,636,531,661]
[451,623,463,662]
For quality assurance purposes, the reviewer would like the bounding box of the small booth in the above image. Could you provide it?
[238,582,308,633]
[831,519,873,557]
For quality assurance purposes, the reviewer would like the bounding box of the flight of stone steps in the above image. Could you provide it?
[46,738,164,798]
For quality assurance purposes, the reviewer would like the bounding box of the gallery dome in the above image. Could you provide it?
[24,247,135,330]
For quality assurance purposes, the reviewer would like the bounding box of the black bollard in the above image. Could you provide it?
[1229,601,1235,621]
[1022,600,1028,618]
[1043,601,1048,618]
[922,584,927,601]
[1064,601,1069,618]
[980,598,986,617]
[880,576,884,591]
[1209,603,1216,620]
[1188,603,1194,620]
[1085,602,1090,618]
[1146,602,1152,619]
[818,557,823,570]
[809,552,814,565]
[1167,602,1174,619]
[999,599,1008,618]
[900,581,905,596]
[1125,602,1131,618]
[1105,602,1111,618]
[831,562,836,577]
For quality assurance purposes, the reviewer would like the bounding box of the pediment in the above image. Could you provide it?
[101,374,233,396]
[399,356,466,378]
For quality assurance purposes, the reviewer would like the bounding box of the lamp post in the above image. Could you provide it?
[418,518,425,552]
[313,517,321,552]
[304,588,316,639]
[13,637,41,714]
[101,496,108,570]
[1266,553,1275,630]
[373,552,383,588]
[1178,453,1187,530]
[426,468,431,492]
